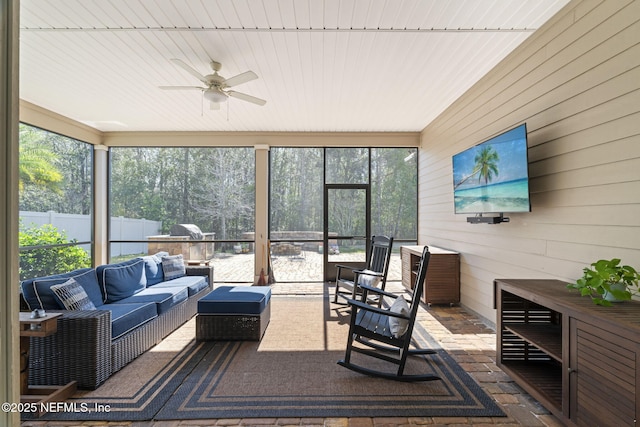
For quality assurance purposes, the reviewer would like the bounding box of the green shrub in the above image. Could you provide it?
[19,223,91,280]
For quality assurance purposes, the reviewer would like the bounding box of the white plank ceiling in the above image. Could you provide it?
[19,0,570,132]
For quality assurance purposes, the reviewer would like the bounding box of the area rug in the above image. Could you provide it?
[25,292,504,421]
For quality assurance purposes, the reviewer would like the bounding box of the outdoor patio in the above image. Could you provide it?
[211,250,403,283]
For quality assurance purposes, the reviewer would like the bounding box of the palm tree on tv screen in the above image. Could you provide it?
[475,145,499,184]
[454,145,500,188]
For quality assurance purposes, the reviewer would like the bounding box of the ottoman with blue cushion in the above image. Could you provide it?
[196,286,271,341]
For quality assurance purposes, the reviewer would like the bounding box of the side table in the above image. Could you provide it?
[20,312,77,413]
[400,245,460,305]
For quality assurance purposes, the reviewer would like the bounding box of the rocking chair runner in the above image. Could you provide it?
[333,235,393,306]
[337,246,440,381]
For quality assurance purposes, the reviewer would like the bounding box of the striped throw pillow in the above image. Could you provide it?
[51,278,97,310]
[162,254,186,281]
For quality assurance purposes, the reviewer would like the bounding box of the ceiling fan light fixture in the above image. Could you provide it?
[165,59,264,107]
[203,88,228,103]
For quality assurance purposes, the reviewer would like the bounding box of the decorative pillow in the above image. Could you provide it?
[357,269,382,288]
[162,254,186,281]
[388,297,410,338]
[51,278,97,310]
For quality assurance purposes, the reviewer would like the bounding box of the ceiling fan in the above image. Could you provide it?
[160,59,266,109]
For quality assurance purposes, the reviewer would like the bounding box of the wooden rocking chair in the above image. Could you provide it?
[337,246,440,381]
[333,235,393,306]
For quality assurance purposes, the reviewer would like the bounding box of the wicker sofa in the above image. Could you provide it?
[20,253,213,389]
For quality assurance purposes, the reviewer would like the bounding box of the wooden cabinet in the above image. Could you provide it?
[401,245,459,305]
[495,279,640,426]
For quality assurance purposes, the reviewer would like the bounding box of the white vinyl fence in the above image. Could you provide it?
[110,216,163,257]
[20,211,162,257]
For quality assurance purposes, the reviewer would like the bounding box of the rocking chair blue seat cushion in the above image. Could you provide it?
[198,286,271,315]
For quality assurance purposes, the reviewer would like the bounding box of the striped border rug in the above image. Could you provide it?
[25,294,504,421]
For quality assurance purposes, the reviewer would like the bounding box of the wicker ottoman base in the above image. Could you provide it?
[196,286,272,341]
[196,302,270,341]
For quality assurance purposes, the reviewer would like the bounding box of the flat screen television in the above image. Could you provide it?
[452,123,531,215]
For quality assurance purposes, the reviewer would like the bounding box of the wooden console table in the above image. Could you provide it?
[495,279,640,426]
[20,312,77,414]
[400,245,460,305]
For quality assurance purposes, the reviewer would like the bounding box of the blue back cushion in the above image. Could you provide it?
[21,268,103,310]
[141,252,167,286]
[97,258,147,303]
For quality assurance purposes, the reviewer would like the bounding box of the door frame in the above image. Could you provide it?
[323,183,371,282]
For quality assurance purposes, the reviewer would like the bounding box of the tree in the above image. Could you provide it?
[18,125,63,192]
[270,148,323,232]
[371,148,417,239]
[19,123,93,215]
[190,148,255,240]
[110,147,167,223]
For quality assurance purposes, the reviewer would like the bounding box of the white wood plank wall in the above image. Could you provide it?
[418,0,640,324]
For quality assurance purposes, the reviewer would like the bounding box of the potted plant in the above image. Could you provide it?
[567,258,640,306]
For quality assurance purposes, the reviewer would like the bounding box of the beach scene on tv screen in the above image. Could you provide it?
[453,126,530,214]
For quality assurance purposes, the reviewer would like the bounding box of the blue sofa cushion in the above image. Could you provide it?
[150,275,208,297]
[117,286,189,315]
[141,252,168,286]
[21,268,103,310]
[51,278,97,310]
[198,286,271,315]
[97,302,158,339]
[97,258,147,303]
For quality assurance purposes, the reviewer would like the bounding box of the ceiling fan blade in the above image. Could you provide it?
[159,86,206,91]
[224,71,258,88]
[170,58,208,84]
[227,91,266,106]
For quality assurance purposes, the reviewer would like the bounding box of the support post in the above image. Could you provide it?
[254,145,270,283]
[1,0,21,425]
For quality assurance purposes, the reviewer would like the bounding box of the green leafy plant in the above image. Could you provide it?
[567,258,640,306]
[19,223,91,280]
